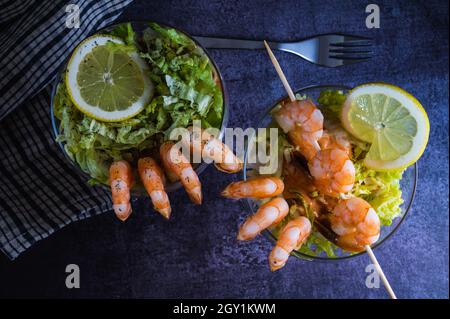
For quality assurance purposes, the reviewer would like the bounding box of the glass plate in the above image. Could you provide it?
[242,84,417,261]
[50,21,229,195]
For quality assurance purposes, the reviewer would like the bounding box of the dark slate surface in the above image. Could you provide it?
[0,0,448,299]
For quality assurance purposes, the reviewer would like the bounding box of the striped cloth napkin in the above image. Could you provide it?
[0,0,133,259]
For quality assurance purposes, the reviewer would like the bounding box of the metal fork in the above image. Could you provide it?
[193,34,372,67]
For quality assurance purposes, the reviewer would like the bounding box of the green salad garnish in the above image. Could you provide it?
[54,23,223,185]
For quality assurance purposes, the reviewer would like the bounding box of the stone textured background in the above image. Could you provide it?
[0,0,448,298]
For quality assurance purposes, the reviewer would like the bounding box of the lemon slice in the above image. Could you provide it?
[341,83,429,170]
[65,35,153,122]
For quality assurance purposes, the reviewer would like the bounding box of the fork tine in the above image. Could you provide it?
[329,48,372,54]
[319,34,374,67]
[330,40,372,47]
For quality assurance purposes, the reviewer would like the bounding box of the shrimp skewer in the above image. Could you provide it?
[269,216,311,271]
[265,40,353,197]
[318,129,352,157]
[329,197,380,252]
[221,41,393,297]
[265,40,324,161]
[160,142,202,204]
[109,160,133,221]
[274,99,324,161]
[307,127,355,196]
[138,157,171,219]
[326,197,395,297]
[238,197,289,241]
[221,176,284,199]
[187,127,243,173]
[308,148,355,196]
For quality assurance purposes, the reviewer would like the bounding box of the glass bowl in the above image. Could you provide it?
[50,21,229,195]
[242,84,417,261]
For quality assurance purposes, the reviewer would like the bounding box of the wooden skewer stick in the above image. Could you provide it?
[365,245,397,299]
[263,40,296,102]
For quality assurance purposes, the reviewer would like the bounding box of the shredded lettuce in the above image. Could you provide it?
[54,23,223,185]
[353,159,404,226]
[139,22,223,128]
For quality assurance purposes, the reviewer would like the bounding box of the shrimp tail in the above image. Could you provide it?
[220,185,235,198]
[269,247,290,272]
[269,216,311,271]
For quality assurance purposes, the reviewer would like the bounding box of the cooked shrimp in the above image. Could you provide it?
[282,158,324,214]
[318,129,352,156]
[187,127,243,173]
[269,216,311,271]
[308,148,355,196]
[160,142,202,204]
[273,99,324,161]
[160,160,179,183]
[109,160,133,221]
[329,197,380,252]
[138,157,171,219]
[238,197,289,241]
[221,176,284,199]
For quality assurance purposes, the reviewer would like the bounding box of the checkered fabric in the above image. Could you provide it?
[0,0,133,259]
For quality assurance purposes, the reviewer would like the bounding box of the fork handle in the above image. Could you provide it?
[193,36,279,50]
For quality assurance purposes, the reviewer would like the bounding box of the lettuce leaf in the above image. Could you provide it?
[54,23,223,185]
[140,22,223,129]
[317,89,346,119]
[353,158,404,226]
[109,22,136,47]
